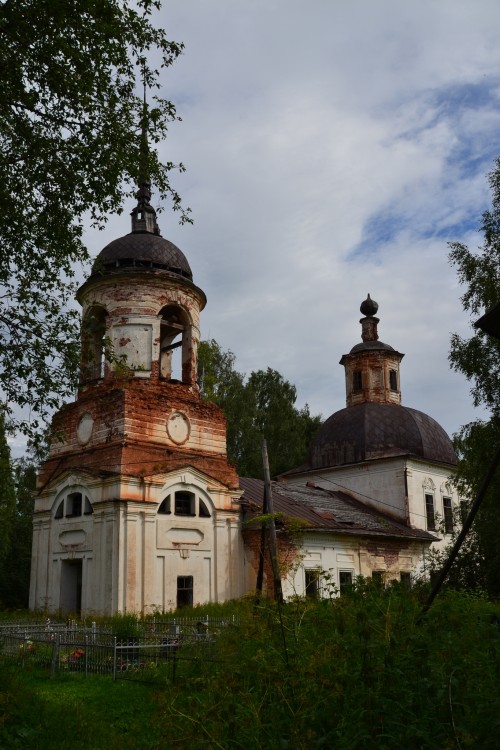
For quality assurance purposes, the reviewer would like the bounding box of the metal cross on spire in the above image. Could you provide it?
[131,63,160,235]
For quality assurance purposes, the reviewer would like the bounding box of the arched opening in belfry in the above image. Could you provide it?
[159,305,193,383]
[80,306,107,383]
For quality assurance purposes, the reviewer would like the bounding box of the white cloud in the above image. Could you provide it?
[78,0,498,447]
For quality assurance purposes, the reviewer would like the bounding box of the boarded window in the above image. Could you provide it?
[177,576,193,608]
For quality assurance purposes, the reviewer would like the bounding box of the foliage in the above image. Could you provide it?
[0,413,36,609]
[1,591,500,749]
[435,419,500,597]
[448,157,500,597]
[448,162,500,416]
[0,0,188,438]
[0,411,17,598]
[198,339,322,478]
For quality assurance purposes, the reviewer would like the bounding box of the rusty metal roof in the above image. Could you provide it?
[91,232,193,280]
[240,477,437,542]
[305,402,456,470]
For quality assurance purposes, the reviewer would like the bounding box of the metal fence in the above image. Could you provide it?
[0,616,235,683]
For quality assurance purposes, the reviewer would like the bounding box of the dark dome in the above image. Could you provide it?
[349,340,395,354]
[309,402,456,469]
[91,232,193,281]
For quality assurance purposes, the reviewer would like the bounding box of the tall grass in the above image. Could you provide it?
[1,586,499,749]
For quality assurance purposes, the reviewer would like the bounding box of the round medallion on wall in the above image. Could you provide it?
[76,413,94,445]
[166,411,190,445]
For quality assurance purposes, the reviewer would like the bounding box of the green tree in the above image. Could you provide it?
[0,410,19,607]
[0,0,188,438]
[0,459,36,609]
[447,157,500,596]
[198,340,322,479]
[198,339,252,471]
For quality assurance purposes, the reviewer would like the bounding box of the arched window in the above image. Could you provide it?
[53,492,93,519]
[199,499,211,518]
[158,496,171,514]
[157,491,212,518]
[159,305,194,384]
[80,306,107,383]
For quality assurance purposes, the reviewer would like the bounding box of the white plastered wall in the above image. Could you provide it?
[30,468,244,616]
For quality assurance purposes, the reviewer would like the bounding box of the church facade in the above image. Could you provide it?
[282,296,459,557]
[29,190,458,615]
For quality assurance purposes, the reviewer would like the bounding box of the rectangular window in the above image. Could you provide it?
[177,576,193,609]
[371,571,385,589]
[400,572,412,590]
[389,369,398,392]
[443,497,454,534]
[425,494,435,531]
[175,492,195,516]
[304,569,321,599]
[353,371,363,392]
[66,493,82,518]
[339,570,353,594]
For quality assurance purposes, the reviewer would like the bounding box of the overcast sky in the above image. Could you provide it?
[84,2,499,445]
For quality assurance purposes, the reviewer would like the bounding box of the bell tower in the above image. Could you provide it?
[30,185,243,616]
[340,294,404,407]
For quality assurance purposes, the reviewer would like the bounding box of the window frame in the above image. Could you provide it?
[443,496,454,534]
[174,491,195,517]
[304,569,321,599]
[389,369,398,392]
[339,570,354,594]
[425,493,436,531]
[371,570,385,589]
[352,370,363,393]
[177,575,194,608]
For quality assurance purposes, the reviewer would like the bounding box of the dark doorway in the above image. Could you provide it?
[60,560,83,614]
[177,576,193,609]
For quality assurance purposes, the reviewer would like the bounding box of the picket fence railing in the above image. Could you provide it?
[0,616,237,683]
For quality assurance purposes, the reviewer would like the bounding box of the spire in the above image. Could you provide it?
[131,72,160,235]
[359,293,379,342]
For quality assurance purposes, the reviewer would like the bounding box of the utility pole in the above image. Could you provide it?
[262,439,283,604]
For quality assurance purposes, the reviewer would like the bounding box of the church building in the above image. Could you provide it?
[282,295,459,552]
[29,181,244,615]
[29,187,459,614]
